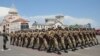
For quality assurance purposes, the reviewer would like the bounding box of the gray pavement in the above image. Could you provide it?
[0,36,100,56]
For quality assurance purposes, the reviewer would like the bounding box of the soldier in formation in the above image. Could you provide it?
[9,27,99,55]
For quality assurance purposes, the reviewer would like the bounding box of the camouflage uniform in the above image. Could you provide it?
[79,31,86,48]
[38,32,48,51]
[9,32,14,45]
[69,31,77,51]
[56,30,68,53]
[32,32,39,49]
[47,30,61,54]
[26,32,31,48]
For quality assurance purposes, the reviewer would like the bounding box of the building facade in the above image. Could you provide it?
[0,5,29,33]
[31,15,91,30]
[31,15,67,30]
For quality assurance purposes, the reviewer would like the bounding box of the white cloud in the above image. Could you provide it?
[26,15,95,28]
[0,7,10,17]
[64,16,96,25]
[30,15,56,23]
[28,15,96,27]
[0,7,10,22]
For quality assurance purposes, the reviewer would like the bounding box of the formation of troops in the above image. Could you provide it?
[9,27,99,55]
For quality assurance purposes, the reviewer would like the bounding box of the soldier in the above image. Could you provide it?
[88,29,95,46]
[64,27,71,50]
[64,29,71,52]
[26,32,32,48]
[86,28,93,47]
[12,32,16,45]
[38,31,48,51]
[38,32,44,50]
[43,31,49,50]
[29,32,35,48]
[2,30,9,50]
[9,32,14,45]
[21,32,26,47]
[78,28,86,48]
[74,28,84,49]
[32,31,39,49]
[56,30,68,53]
[68,28,77,51]
[47,30,61,54]
[92,28,99,45]
[84,28,91,47]
[16,32,21,46]
[19,32,23,46]
[18,32,22,46]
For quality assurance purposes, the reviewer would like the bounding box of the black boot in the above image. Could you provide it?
[80,46,84,49]
[3,45,8,50]
[57,51,61,55]
[64,50,68,53]
[47,49,52,53]
[72,49,75,51]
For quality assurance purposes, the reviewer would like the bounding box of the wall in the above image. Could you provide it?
[9,22,21,33]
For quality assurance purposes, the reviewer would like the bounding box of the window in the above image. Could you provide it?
[21,23,29,30]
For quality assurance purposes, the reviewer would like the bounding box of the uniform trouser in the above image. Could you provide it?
[3,40,8,49]
[32,38,37,48]
[64,38,69,49]
[95,36,99,44]
[48,38,60,52]
[66,37,73,49]
[87,36,95,46]
[32,38,39,49]
[22,38,25,47]
[93,37,99,45]
[18,39,22,46]
[58,38,66,50]
[12,38,15,45]
[76,37,82,47]
[85,36,90,46]
[16,38,19,46]
[30,37,34,47]
[89,37,95,46]
[38,38,48,50]
[80,37,86,47]
[26,38,31,48]
[10,37,12,44]
[71,37,76,49]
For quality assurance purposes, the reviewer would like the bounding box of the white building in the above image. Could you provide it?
[0,5,29,33]
[31,15,92,30]
[31,15,67,30]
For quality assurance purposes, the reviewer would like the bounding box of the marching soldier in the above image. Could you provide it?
[32,31,39,49]
[21,32,26,47]
[9,32,14,45]
[56,30,68,53]
[12,32,16,45]
[8,27,99,54]
[73,28,84,49]
[69,28,77,51]
[26,32,32,48]
[78,29,86,48]
[29,32,35,48]
[38,31,48,51]
[47,30,61,54]
[16,32,21,46]
[92,28,99,45]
